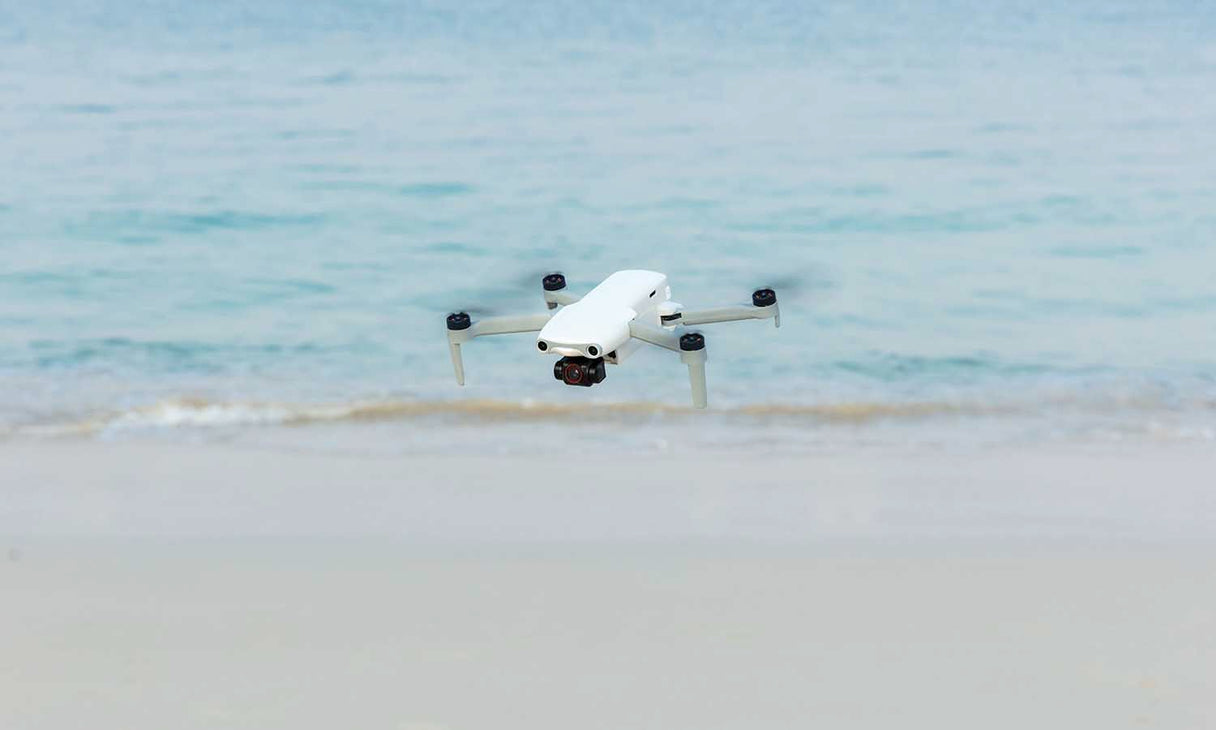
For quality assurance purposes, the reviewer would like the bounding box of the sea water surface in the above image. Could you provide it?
[1,0,1215,450]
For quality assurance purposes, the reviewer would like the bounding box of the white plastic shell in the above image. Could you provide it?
[537,270,668,359]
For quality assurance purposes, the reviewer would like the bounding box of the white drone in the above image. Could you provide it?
[445,270,780,408]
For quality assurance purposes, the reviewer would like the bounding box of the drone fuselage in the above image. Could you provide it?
[536,270,670,363]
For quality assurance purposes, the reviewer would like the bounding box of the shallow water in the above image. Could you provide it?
[2,0,1215,445]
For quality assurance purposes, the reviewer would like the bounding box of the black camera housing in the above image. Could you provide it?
[553,356,606,387]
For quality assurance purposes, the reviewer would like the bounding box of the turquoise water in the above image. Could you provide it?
[2,1,1215,442]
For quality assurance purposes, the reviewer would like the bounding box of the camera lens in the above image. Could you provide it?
[562,362,584,384]
[587,345,599,357]
[537,340,548,351]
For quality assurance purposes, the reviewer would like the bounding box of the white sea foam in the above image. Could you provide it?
[3,392,1214,452]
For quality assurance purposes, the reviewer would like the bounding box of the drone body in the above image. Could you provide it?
[445,270,780,408]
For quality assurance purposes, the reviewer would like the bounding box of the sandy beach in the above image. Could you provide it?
[2,439,1214,728]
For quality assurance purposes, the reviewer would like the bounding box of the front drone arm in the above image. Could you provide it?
[446,312,552,386]
[628,322,709,409]
[628,289,780,409]
[628,321,680,351]
[445,273,584,385]
[464,313,553,337]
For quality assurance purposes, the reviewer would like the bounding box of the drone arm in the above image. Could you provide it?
[543,290,580,309]
[468,313,553,337]
[628,322,709,409]
[628,321,681,352]
[447,312,553,385]
[680,302,780,328]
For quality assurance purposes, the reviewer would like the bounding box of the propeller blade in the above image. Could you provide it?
[506,268,568,290]
[749,264,836,302]
[443,305,502,318]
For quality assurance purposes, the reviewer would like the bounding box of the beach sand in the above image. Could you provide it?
[1,439,1214,728]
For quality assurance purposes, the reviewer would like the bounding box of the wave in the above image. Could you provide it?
[2,395,1028,438]
[5,391,1214,440]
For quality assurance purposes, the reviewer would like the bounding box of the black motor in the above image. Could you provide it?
[553,356,606,387]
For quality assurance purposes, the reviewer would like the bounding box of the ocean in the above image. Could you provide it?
[2,0,1215,449]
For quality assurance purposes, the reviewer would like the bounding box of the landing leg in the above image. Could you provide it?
[445,312,471,386]
[679,332,708,409]
[448,340,465,386]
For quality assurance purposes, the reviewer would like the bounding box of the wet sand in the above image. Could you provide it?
[1,439,1214,728]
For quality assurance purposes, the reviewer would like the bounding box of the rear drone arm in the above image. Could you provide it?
[542,272,580,309]
[677,287,781,327]
[680,305,780,328]
[544,289,579,309]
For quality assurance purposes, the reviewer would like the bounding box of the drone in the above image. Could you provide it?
[445,270,781,408]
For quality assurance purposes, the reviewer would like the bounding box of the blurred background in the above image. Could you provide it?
[1,0,1214,448]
